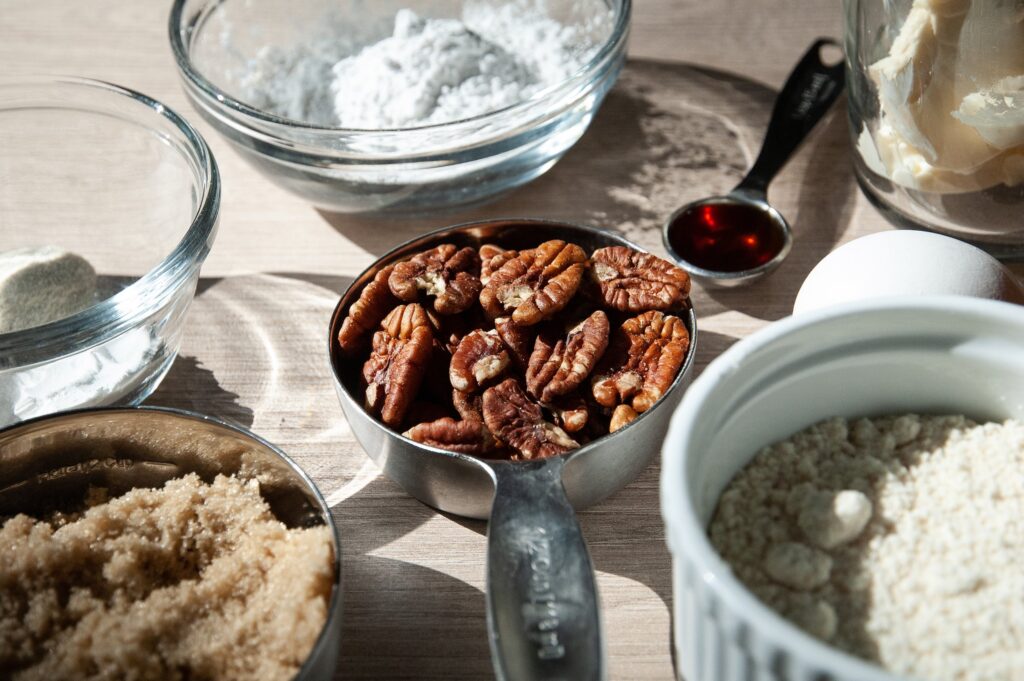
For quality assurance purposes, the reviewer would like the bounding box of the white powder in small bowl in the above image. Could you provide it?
[709,414,1024,681]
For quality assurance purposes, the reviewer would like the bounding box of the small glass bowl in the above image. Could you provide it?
[169,0,629,214]
[0,77,220,427]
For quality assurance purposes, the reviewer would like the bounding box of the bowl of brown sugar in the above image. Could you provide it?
[0,407,342,681]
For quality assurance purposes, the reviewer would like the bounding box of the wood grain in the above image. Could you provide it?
[0,1,944,679]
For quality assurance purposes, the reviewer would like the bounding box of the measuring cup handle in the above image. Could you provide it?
[736,38,846,197]
[486,457,605,681]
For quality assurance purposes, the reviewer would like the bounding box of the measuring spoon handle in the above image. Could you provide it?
[486,457,604,681]
[736,38,845,197]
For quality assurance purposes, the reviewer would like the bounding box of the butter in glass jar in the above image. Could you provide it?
[845,0,1024,253]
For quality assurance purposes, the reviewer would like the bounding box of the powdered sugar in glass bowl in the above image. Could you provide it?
[169,0,629,214]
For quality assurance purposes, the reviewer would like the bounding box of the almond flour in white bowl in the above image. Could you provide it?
[661,297,1024,681]
[710,413,1024,681]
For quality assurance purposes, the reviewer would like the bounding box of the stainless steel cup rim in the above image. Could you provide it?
[0,405,342,680]
[327,217,699,478]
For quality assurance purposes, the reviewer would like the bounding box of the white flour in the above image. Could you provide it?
[235,1,613,128]
[709,414,1024,681]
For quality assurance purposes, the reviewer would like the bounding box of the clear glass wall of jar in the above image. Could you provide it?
[844,0,1024,254]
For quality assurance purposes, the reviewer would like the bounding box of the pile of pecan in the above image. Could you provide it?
[337,239,692,460]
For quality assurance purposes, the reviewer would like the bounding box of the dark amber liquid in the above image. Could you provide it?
[667,203,785,273]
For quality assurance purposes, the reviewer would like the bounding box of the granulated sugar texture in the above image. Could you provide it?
[236,1,613,128]
[709,414,1024,681]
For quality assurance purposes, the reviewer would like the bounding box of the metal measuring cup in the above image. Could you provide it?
[0,407,344,680]
[329,219,698,680]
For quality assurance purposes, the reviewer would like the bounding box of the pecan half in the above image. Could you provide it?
[362,304,434,427]
[494,316,535,369]
[389,244,482,315]
[479,240,587,325]
[452,388,509,452]
[526,311,610,403]
[609,404,639,432]
[405,417,491,455]
[452,388,484,422]
[591,311,690,413]
[337,264,398,354]
[480,245,517,286]
[590,246,691,313]
[479,244,506,261]
[483,379,578,460]
[450,330,511,393]
[550,394,589,434]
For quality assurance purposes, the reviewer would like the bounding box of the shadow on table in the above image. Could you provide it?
[337,555,492,680]
[330,475,440,555]
[148,354,255,428]
[690,328,742,376]
[314,60,854,313]
[272,271,355,296]
[146,272,355,428]
[330,480,490,679]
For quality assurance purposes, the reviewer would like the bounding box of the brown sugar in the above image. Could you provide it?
[0,473,334,681]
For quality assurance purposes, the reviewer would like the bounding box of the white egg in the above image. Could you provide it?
[793,230,1024,314]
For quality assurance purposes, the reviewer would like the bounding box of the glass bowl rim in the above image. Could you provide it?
[0,76,220,364]
[167,0,632,134]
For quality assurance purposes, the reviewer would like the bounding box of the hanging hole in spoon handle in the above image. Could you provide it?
[734,38,846,198]
[486,456,605,681]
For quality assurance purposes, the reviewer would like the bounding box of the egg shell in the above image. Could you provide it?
[793,230,1024,314]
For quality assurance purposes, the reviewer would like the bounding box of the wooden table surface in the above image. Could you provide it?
[1,1,916,679]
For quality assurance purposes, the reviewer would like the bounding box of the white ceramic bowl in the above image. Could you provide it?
[660,296,1024,681]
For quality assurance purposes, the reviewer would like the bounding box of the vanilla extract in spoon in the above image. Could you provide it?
[667,201,789,273]
[663,39,845,287]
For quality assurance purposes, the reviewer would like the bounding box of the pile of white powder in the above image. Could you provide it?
[235,1,613,128]
[709,414,1024,681]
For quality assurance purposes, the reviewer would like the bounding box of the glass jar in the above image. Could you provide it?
[844,0,1024,253]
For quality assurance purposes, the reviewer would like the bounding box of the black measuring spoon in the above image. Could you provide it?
[663,39,846,287]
